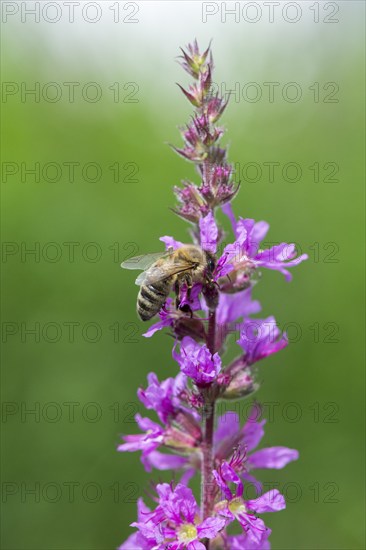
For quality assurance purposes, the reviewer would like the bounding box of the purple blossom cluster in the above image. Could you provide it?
[118,40,307,550]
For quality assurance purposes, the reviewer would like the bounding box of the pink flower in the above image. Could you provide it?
[237,316,288,365]
[213,460,285,545]
[220,204,308,282]
[131,483,226,550]
[215,407,299,492]
[173,336,221,387]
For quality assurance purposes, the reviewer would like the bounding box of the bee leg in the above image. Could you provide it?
[179,274,193,318]
[186,276,192,302]
[174,280,180,309]
[180,304,193,318]
[179,273,193,301]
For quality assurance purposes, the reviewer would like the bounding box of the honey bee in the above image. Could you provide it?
[121,245,216,321]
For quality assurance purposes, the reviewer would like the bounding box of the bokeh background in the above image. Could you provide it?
[1,1,365,549]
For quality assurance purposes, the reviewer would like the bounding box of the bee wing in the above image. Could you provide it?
[135,259,197,286]
[121,252,169,271]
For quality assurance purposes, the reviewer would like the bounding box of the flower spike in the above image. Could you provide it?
[118,40,306,549]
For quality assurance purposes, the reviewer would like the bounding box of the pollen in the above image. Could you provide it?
[177,523,198,543]
[228,497,247,515]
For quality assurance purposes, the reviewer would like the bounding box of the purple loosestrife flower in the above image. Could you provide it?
[118,372,202,472]
[119,498,155,550]
[173,336,221,387]
[220,204,308,286]
[213,460,285,545]
[118,413,199,473]
[141,406,298,487]
[221,316,287,398]
[130,483,226,550]
[215,408,299,492]
[137,372,186,424]
[118,414,165,471]
[237,316,288,366]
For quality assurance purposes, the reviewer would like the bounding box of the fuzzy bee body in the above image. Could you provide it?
[137,279,173,321]
[121,245,216,321]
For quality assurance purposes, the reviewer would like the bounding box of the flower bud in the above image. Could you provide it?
[202,281,219,311]
[218,265,255,293]
[206,95,228,123]
[222,368,258,400]
[177,83,203,108]
[173,317,206,342]
[178,40,212,79]
[173,411,202,442]
[173,182,209,222]
[164,425,200,452]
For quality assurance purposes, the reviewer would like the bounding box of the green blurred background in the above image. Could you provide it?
[1,1,365,549]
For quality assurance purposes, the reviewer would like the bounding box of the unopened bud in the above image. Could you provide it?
[222,369,258,400]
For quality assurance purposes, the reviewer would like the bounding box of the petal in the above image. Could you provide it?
[228,532,271,550]
[243,411,266,452]
[248,489,286,513]
[255,244,308,281]
[145,451,188,470]
[199,211,218,253]
[117,438,144,453]
[179,283,202,311]
[212,469,232,500]
[135,415,161,432]
[248,447,299,469]
[118,533,139,549]
[137,497,151,520]
[198,516,226,538]
[221,202,237,236]
[250,221,270,252]
[237,317,288,365]
[220,461,243,495]
[159,235,184,250]
[143,319,172,337]
[241,472,263,496]
[236,218,255,247]
[187,542,206,550]
[228,518,271,550]
[214,412,240,447]
[173,372,188,395]
[180,467,196,486]
[173,484,198,523]
[217,287,261,325]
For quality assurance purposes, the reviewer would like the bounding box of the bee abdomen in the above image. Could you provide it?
[137,280,171,321]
